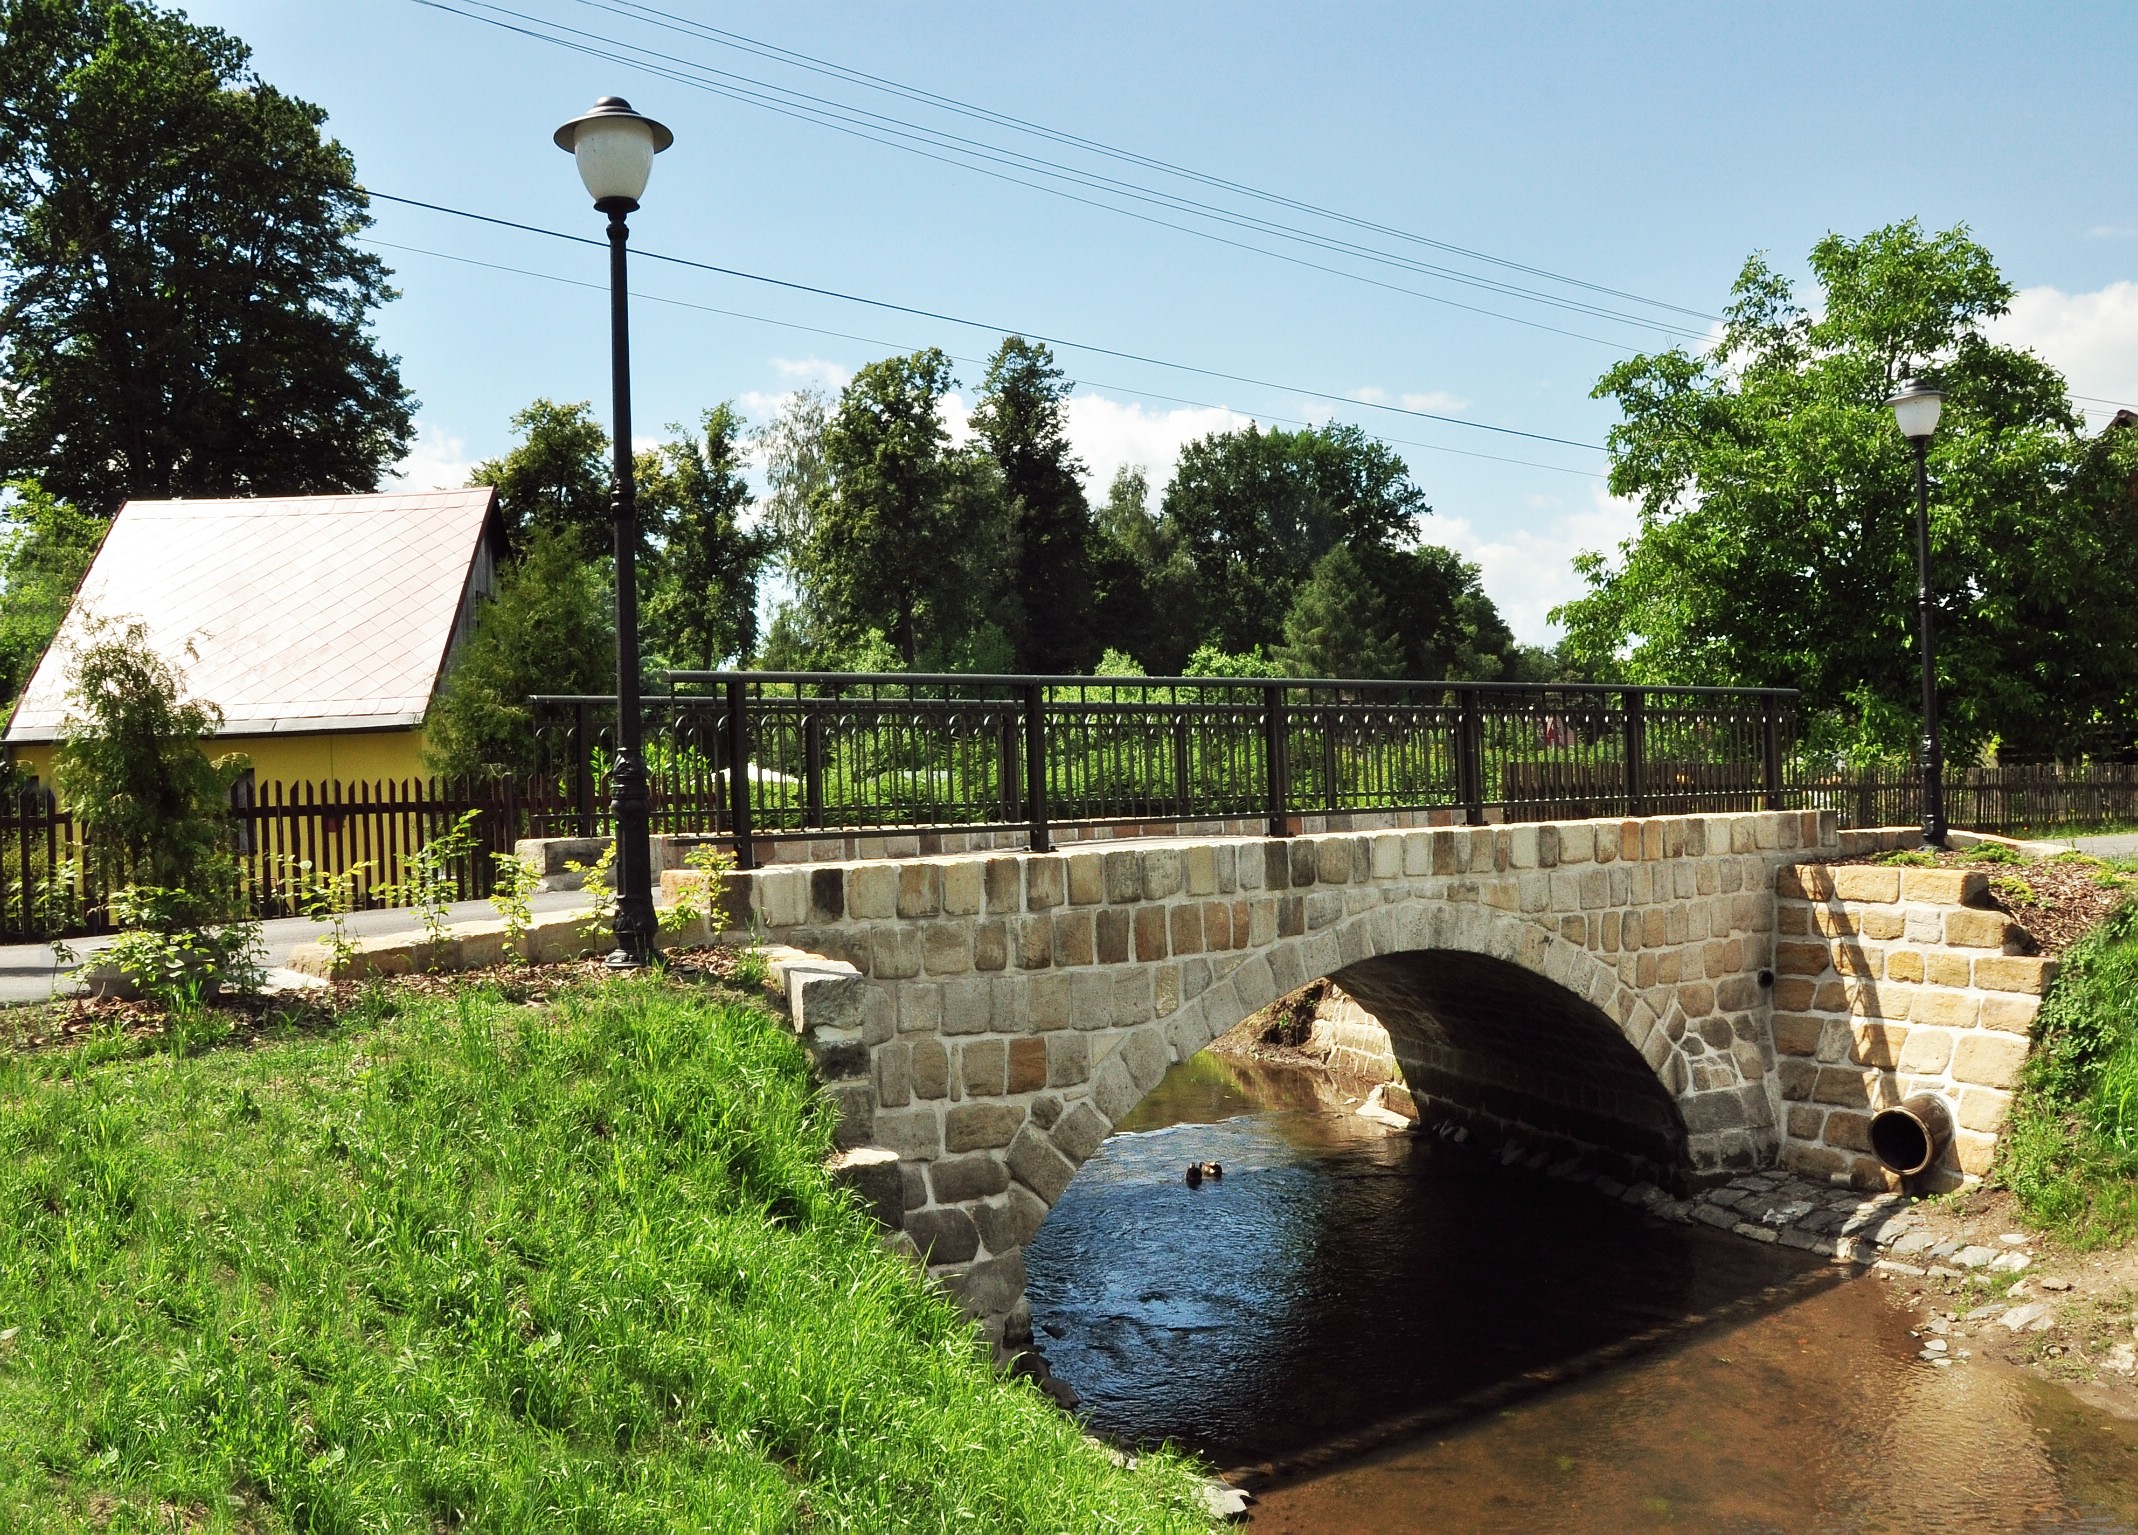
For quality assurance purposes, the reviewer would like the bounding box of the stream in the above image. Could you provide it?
[1024,1050,2138,1533]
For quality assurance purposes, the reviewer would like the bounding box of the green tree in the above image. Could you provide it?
[798,349,1002,666]
[1556,221,2138,761]
[1370,543,1521,679]
[641,404,772,671]
[969,337,1096,671]
[53,616,241,901]
[1089,465,1202,674]
[1277,544,1404,678]
[424,529,613,778]
[0,478,99,708]
[0,0,413,515]
[469,399,613,549]
[1163,423,1428,656]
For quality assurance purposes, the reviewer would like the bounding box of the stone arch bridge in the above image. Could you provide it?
[723,809,1839,1339]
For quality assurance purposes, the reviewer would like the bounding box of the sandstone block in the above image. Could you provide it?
[1980,994,2041,1035]
[1052,911,1095,968]
[1898,867,1988,906]
[975,1183,1050,1252]
[905,1205,980,1266]
[1952,1031,2029,1089]
[1974,955,2056,995]
[1957,1087,2012,1134]
[1909,988,1980,1030]
[1883,948,1925,983]
[875,1042,913,1107]
[1046,1032,1091,1087]
[960,1039,1008,1096]
[1812,1067,1879,1107]
[1944,908,2014,949]
[973,920,1008,972]
[1025,857,1066,911]
[1094,908,1131,965]
[1924,950,1972,989]
[1051,1100,1111,1164]
[922,923,972,975]
[1896,1027,1954,1075]
[1066,852,1106,905]
[871,926,923,980]
[874,1107,941,1161]
[1849,1021,1907,1070]
[848,864,898,920]
[1824,1108,1875,1153]
[1014,917,1053,971]
[1773,1013,1825,1057]
[1775,941,1831,977]
[1830,866,1900,903]
[1005,1124,1077,1203]
[1008,1036,1047,1094]
[945,1102,1024,1152]
[911,1038,949,1100]
[929,1154,1010,1204]
[942,860,984,917]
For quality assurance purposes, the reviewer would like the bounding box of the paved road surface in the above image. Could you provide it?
[0,888,591,1007]
[2064,833,2138,860]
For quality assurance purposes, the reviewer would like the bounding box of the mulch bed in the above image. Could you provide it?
[1834,845,2132,957]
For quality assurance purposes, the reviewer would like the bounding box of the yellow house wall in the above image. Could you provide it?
[7,729,431,795]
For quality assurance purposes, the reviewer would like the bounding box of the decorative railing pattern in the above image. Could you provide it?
[533,672,1799,864]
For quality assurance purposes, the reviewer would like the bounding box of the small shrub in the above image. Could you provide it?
[489,849,542,962]
[286,857,370,976]
[96,885,264,1005]
[567,840,618,948]
[1875,849,1937,866]
[1991,874,2038,907]
[659,841,735,937]
[1962,842,2024,865]
[378,809,481,959]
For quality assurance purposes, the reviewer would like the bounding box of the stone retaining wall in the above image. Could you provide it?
[1772,863,2056,1191]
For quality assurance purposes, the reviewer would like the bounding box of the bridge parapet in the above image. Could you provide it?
[731,809,1836,1342]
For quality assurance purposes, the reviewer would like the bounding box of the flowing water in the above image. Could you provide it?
[1024,1051,2138,1534]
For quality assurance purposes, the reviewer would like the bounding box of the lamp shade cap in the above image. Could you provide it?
[553,96,674,153]
[1886,378,1945,441]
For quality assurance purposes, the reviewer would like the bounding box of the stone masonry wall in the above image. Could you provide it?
[1773,862,2056,1191]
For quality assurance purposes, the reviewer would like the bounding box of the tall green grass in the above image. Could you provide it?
[0,979,1214,1533]
[2001,900,2138,1246]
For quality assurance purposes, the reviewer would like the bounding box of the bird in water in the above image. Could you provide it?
[1184,1161,1224,1187]
[1184,1164,1202,1188]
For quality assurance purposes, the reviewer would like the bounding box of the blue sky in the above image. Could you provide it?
[188,1,2138,641]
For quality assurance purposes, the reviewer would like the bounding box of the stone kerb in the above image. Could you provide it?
[731,809,1831,1336]
[1772,862,2056,1190]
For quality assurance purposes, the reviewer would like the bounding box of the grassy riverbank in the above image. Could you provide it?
[2001,898,2138,1248]
[0,976,1214,1533]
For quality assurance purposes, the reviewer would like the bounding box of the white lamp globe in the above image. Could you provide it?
[1886,379,1945,443]
[554,97,673,206]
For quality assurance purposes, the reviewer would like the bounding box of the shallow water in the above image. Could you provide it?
[1024,1052,2138,1533]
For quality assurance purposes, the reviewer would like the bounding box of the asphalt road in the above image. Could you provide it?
[0,888,591,1007]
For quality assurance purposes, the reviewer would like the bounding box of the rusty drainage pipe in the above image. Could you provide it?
[1869,1093,1953,1177]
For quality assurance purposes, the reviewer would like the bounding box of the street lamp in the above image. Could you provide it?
[555,96,672,966]
[1887,378,1947,847]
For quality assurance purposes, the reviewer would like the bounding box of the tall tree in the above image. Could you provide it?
[0,0,413,515]
[0,477,99,710]
[798,349,999,666]
[1369,543,1521,679]
[641,404,773,671]
[969,337,1096,671]
[1556,221,2138,762]
[468,399,612,551]
[1088,465,1200,674]
[1276,544,1403,678]
[1163,423,1428,656]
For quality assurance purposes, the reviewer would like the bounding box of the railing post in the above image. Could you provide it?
[726,678,756,869]
[1623,687,1647,816]
[1762,696,1783,810]
[574,699,595,837]
[1023,682,1049,852]
[1173,707,1192,822]
[1458,688,1485,826]
[1263,681,1290,838]
[803,711,825,829]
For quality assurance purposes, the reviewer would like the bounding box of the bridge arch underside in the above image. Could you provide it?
[1330,950,1690,1187]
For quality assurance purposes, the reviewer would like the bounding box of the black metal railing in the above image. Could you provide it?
[530,672,1801,865]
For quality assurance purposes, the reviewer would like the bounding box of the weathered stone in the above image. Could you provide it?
[929,1154,1011,1203]
[906,1205,980,1266]
[1005,1124,1077,1203]
[945,1102,1023,1152]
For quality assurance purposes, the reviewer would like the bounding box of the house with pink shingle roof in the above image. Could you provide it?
[3,488,503,787]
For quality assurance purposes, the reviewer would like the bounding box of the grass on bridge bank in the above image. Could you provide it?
[0,975,1216,1534]
[2001,897,2138,1248]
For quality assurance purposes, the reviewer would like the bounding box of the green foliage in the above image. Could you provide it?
[568,840,618,948]
[52,616,243,904]
[970,337,1098,671]
[286,856,370,976]
[659,841,735,936]
[2001,900,2138,1244]
[1961,841,2024,864]
[0,980,1216,1530]
[0,480,100,710]
[1183,641,1282,678]
[795,350,1011,667]
[1088,465,1200,675]
[96,884,263,1004]
[0,0,413,514]
[1557,220,2138,762]
[488,850,540,963]
[468,398,612,549]
[1277,543,1403,678]
[1873,849,1938,866]
[424,528,612,778]
[1094,647,1146,677]
[641,404,773,671]
[376,808,479,956]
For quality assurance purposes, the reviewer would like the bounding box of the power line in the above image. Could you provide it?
[409,0,1713,348]
[365,189,1610,454]
[359,234,1606,480]
[574,0,1720,326]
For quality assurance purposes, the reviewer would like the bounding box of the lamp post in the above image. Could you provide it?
[555,96,672,966]
[1887,378,1947,847]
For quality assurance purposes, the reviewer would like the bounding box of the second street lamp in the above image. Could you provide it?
[1887,377,1947,848]
[555,96,672,966]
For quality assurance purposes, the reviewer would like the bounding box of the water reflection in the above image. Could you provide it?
[1029,1051,2138,1533]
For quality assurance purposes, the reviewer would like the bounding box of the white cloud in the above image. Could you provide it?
[1988,281,2138,414]
[769,356,852,388]
[387,419,474,491]
[1062,394,1256,494]
[1419,488,1640,646]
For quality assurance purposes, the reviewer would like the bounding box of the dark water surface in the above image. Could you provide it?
[1024,1052,2138,1533]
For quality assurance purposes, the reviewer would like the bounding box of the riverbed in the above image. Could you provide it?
[1024,1051,2138,1532]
